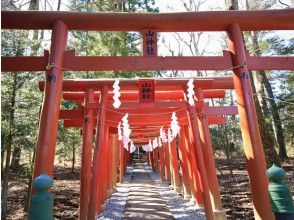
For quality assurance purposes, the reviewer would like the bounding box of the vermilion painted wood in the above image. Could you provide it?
[130,138,153,144]
[167,142,174,186]
[119,144,124,183]
[188,106,214,220]
[62,89,226,101]
[163,143,171,183]
[80,89,94,220]
[204,105,238,116]
[63,51,294,71]
[246,55,294,70]
[114,136,120,188]
[63,51,232,71]
[110,135,117,191]
[106,100,191,110]
[96,126,109,212]
[58,106,237,121]
[196,89,226,218]
[104,110,188,123]
[169,140,181,193]
[3,52,294,72]
[32,20,68,180]
[4,8,291,220]
[2,9,294,31]
[184,125,204,206]
[153,148,159,172]
[178,126,192,199]
[149,152,155,172]
[59,109,83,119]
[102,127,110,203]
[108,135,115,194]
[62,115,227,128]
[227,23,274,220]
[1,50,49,71]
[158,147,165,180]
[88,86,108,220]
[58,101,203,118]
[39,77,234,91]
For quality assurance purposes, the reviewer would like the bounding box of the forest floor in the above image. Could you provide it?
[6,157,294,220]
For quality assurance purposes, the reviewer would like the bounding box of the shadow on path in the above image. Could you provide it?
[123,164,174,220]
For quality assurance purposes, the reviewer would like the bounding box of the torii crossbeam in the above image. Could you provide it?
[2,8,294,220]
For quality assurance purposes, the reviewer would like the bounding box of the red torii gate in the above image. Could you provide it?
[2,8,294,220]
[52,81,236,220]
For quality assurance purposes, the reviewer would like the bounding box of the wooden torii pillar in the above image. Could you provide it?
[110,134,118,194]
[57,82,236,217]
[2,9,294,220]
[188,105,214,220]
[32,20,68,181]
[163,142,171,183]
[178,126,192,200]
[80,89,95,219]
[196,89,227,219]
[184,125,204,206]
[87,86,108,219]
[149,151,155,172]
[153,148,159,172]
[119,143,125,183]
[227,23,274,220]
[169,139,181,193]
[158,146,166,180]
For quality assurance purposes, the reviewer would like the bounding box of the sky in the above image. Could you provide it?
[20,0,294,59]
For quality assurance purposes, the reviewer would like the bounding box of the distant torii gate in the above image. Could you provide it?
[2,8,294,220]
[50,80,237,220]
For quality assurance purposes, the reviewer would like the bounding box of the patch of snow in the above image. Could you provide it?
[97,165,205,220]
[96,166,133,220]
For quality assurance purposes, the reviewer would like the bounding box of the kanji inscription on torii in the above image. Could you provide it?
[142,29,157,56]
[138,80,155,102]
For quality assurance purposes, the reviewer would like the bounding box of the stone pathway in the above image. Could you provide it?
[98,162,205,220]
[123,164,174,220]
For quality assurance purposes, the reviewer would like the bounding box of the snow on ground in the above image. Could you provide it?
[97,165,205,220]
[96,166,133,220]
[146,166,206,220]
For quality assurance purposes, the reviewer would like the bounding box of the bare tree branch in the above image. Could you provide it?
[278,0,290,7]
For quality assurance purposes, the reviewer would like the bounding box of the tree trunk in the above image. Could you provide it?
[225,0,239,10]
[260,71,288,160]
[72,143,76,173]
[250,31,288,160]
[29,0,40,53]
[10,147,21,172]
[223,125,234,178]
[29,0,39,10]
[57,0,61,11]
[227,0,280,167]
[1,148,12,220]
[255,72,278,150]
[217,125,233,177]
[1,142,5,178]
[24,148,36,212]
[1,74,17,220]
[249,72,281,167]
[9,0,41,176]
[224,140,234,178]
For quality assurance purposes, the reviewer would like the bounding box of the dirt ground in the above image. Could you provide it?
[5,157,294,220]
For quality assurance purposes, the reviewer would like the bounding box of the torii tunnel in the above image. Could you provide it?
[2,8,294,220]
